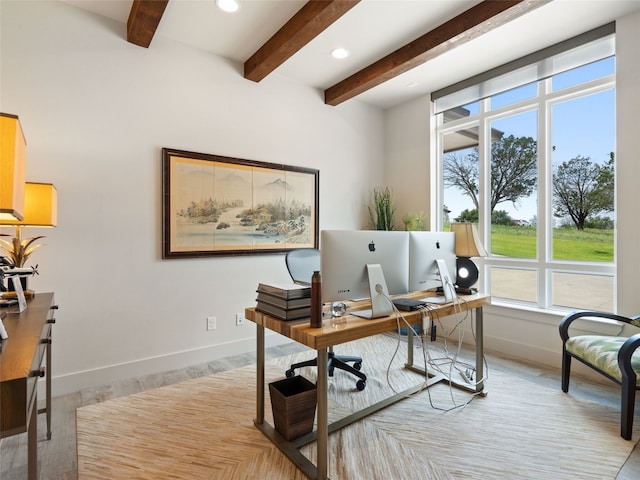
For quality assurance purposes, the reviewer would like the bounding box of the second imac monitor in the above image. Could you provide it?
[408,231,457,293]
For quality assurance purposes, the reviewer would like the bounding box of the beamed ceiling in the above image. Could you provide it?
[127,0,550,106]
[66,0,640,109]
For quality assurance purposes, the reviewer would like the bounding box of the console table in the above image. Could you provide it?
[1,292,57,480]
[245,291,490,480]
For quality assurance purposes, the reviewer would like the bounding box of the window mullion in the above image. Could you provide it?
[477,99,491,292]
[539,78,552,308]
[479,98,491,250]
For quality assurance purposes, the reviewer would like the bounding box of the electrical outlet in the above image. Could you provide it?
[207,316,216,331]
[235,313,245,326]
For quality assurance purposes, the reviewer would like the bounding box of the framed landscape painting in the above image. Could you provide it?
[162,148,319,258]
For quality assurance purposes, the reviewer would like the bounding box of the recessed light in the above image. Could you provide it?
[330,47,349,60]
[216,0,239,13]
[407,81,419,88]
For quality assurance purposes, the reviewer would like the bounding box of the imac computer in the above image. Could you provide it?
[408,231,457,304]
[321,230,410,319]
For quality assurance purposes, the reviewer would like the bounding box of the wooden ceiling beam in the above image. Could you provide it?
[244,0,360,83]
[324,0,551,106]
[127,0,170,48]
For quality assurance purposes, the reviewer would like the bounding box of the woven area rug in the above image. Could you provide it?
[77,334,638,479]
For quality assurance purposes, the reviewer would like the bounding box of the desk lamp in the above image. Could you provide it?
[451,222,487,294]
[0,182,57,295]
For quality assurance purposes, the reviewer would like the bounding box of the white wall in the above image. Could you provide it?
[385,97,434,231]
[0,1,386,395]
[385,9,640,375]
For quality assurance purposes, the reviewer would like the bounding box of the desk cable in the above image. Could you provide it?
[376,284,488,412]
[425,286,489,400]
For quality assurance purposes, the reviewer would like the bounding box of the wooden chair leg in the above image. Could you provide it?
[621,381,636,440]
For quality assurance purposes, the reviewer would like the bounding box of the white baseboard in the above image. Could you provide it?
[483,335,559,368]
[481,331,611,384]
[450,326,609,385]
[45,332,292,397]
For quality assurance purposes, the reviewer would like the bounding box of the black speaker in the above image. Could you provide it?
[455,256,478,289]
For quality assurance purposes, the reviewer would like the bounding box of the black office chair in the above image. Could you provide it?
[284,248,367,390]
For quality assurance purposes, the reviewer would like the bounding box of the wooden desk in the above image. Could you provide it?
[1,293,57,480]
[246,291,490,480]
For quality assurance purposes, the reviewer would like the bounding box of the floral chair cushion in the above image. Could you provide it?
[566,335,640,386]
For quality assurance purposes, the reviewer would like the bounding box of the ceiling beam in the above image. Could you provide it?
[127,0,170,48]
[324,0,551,106]
[244,0,360,83]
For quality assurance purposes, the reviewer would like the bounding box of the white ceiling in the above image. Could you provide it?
[63,0,640,109]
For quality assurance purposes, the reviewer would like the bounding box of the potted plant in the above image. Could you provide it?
[402,211,425,231]
[368,187,395,231]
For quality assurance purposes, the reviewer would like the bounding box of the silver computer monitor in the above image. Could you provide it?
[408,231,456,292]
[321,230,410,318]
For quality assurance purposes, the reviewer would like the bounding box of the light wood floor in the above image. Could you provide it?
[1,338,639,479]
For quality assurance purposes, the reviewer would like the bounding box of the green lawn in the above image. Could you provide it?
[490,225,614,261]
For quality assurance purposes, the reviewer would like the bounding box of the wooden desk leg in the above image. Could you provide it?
[475,307,484,394]
[256,324,265,425]
[28,393,38,480]
[316,347,329,480]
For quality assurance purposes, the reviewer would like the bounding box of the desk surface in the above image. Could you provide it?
[245,291,490,350]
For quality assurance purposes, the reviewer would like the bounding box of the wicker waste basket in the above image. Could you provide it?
[269,375,317,441]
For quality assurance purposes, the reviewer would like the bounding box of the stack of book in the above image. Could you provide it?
[255,283,312,321]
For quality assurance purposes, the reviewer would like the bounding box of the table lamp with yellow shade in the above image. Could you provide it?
[0,182,57,296]
[0,113,27,222]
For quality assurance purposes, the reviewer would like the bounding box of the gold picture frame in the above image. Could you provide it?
[162,148,319,258]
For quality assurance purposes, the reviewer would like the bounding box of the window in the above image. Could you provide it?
[435,30,616,312]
